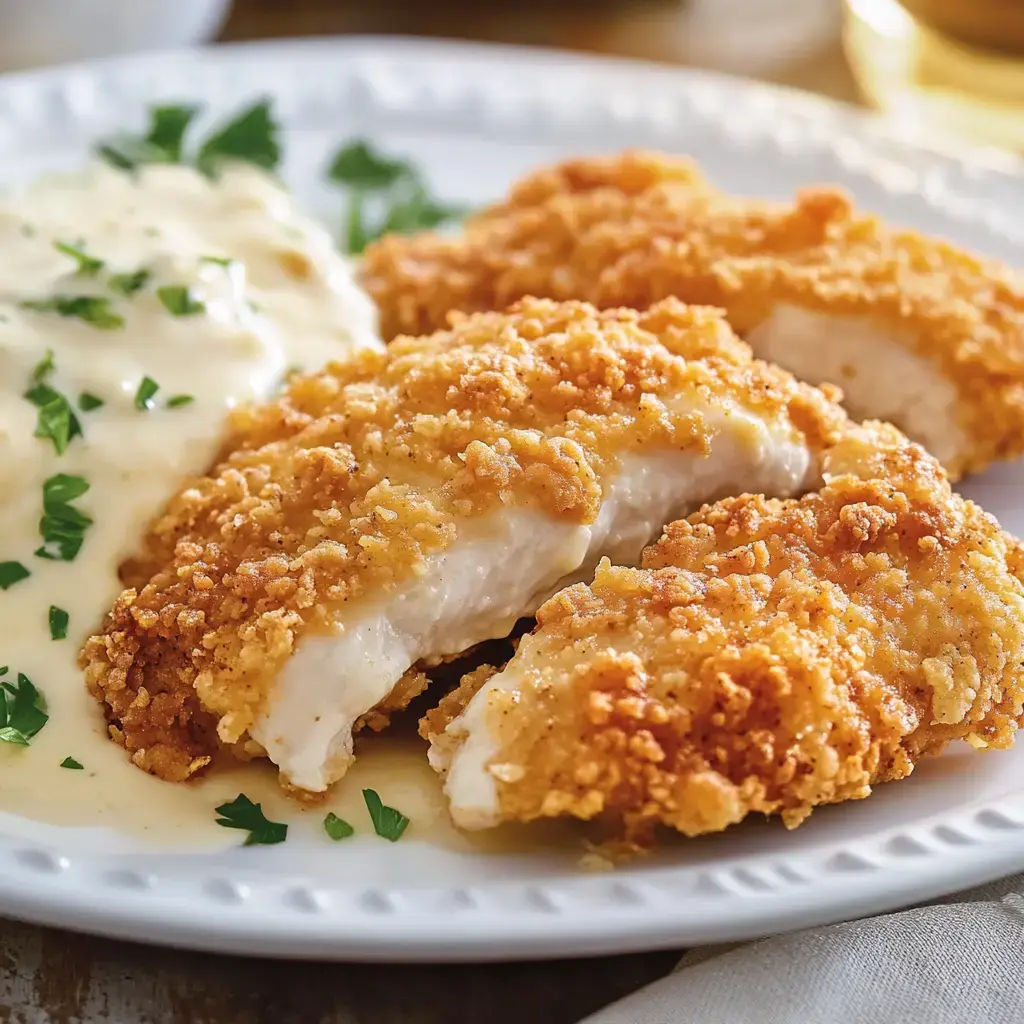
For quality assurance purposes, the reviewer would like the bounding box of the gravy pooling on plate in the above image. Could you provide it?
[0,161,383,841]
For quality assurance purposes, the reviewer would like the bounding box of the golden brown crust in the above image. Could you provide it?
[433,422,1024,840]
[362,153,1024,476]
[83,297,844,782]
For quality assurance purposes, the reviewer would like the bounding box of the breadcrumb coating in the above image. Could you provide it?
[362,152,1024,477]
[82,297,844,783]
[427,422,1024,840]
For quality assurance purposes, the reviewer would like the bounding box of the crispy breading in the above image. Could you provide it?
[82,297,845,784]
[362,153,1024,477]
[427,422,1024,840]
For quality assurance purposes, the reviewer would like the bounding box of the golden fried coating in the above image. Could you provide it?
[426,423,1024,840]
[362,152,1024,478]
[82,297,845,784]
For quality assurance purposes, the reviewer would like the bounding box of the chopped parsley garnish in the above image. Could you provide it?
[196,99,280,177]
[166,394,195,408]
[327,139,467,253]
[26,385,83,455]
[21,295,124,330]
[0,562,30,590]
[97,99,280,178]
[60,756,84,770]
[200,255,234,267]
[156,285,205,317]
[54,241,104,277]
[214,793,288,846]
[145,104,201,162]
[25,352,82,455]
[31,350,55,384]
[134,377,160,410]
[36,473,92,563]
[78,392,105,412]
[362,789,409,842]
[109,268,151,297]
[48,606,69,641]
[0,674,48,745]
[323,812,355,841]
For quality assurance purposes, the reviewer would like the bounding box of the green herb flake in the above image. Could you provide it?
[328,141,415,190]
[48,606,69,641]
[215,793,288,846]
[156,285,205,317]
[54,241,104,277]
[0,674,48,745]
[323,812,355,841]
[78,392,105,412]
[362,789,409,842]
[36,473,92,563]
[60,756,84,770]
[109,268,151,297]
[0,562,30,591]
[197,99,280,178]
[25,386,83,455]
[134,377,160,411]
[31,349,55,384]
[21,296,124,330]
[166,394,195,409]
[145,104,201,162]
[200,255,235,267]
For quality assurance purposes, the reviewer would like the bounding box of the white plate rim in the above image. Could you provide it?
[0,35,1022,962]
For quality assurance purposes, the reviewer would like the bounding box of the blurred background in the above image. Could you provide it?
[3,0,1024,151]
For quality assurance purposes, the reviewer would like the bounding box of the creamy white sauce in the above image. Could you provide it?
[745,305,966,469]
[0,161,381,839]
[259,408,816,793]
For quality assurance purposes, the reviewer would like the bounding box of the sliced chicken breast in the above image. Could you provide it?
[426,423,1024,839]
[82,297,846,791]
[362,152,1024,478]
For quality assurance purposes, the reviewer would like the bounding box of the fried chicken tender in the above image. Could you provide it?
[362,152,1024,478]
[425,423,1024,840]
[81,297,845,790]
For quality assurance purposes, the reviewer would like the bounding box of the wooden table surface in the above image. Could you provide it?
[2,3,861,1021]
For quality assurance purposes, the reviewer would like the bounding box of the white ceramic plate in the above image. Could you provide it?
[1,36,1024,962]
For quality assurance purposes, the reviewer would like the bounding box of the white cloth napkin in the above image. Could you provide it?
[579,873,1024,1024]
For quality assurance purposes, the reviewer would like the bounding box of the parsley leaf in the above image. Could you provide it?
[0,674,48,745]
[31,349,55,383]
[0,562,30,590]
[157,285,205,317]
[327,141,413,190]
[134,377,160,411]
[323,812,355,841]
[196,99,280,178]
[25,385,83,455]
[48,606,69,641]
[60,756,84,770]
[200,255,234,267]
[166,394,194,408]
[362,789,409,842]
[96,138,169,172]
[54,241,104,277]
[145,104,201,162]
[78,392,105,412]
[215,793,288,846]
[21,296,124,330]
[36,474,92,563]
[326,139,466,253]
[109,268,151,297]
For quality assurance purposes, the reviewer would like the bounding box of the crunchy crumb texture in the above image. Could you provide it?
[362,152,1024,477]
[82,297,844,783]
[428,422,1024,841]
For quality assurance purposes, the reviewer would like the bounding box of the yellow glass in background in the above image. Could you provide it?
[844,0,1024,151]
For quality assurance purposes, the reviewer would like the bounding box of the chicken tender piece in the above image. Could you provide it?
[81,298,845,791]
[426,423,1024,839]
[362,152,1024,478]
